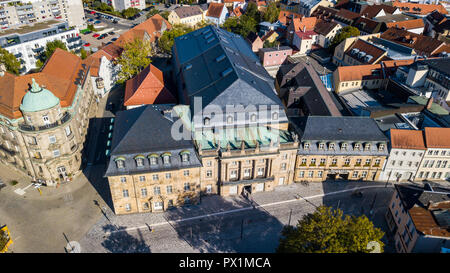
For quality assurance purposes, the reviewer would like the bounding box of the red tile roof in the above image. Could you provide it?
[360,4,398,18]
[393,1,448,15]
[345,39,387,64]
[278,11,303,25]
[424,127,450,148]
[385,18,425,30]
[292,16,317,32]
[380,27,447,56]
[0,49,86,119]
[206,3,225,18]
[124,64,176,107]
[390,129,426,150]
[114,14,171,47]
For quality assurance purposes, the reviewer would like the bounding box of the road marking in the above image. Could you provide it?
[104,184,393,235]
[14,183,33,196]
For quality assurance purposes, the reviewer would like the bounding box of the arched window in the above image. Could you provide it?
[227,115,233,124]
[204,117,210,126]
[162,152,171,165]
[134,155,145,167]
[180,150,190,162]
[114,157,126,169]
[250,114,257,122]
[148,154,158,165]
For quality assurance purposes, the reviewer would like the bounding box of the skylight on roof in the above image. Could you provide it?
[215,54,226,62]
[221,67,233,77]
[206,37,215,44]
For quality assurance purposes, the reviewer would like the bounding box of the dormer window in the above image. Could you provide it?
[135,155,145,167]
[148,154,158,165]
[162,153,171,165]
[114,157,125,169]
[180,150,190,162]
[250,114,257,122]
[304,143,310,150]
[379,143,385,151]
[329,143,335,150]
[319,143,325,150]
[341,143,348,150]
[365,143,371,151]
[354,143,361,150]
[204,117,210,126]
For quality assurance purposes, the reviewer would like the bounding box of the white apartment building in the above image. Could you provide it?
[0,20,81,73]
[380,129,426,182]
[0,0,85,30]
[416,127,450,182]
[101,0,145,11]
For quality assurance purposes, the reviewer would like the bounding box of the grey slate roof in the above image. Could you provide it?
[104,105,201,177]
[276,62,342,116]
[395,184,450,211]
[174,6,203,19]
[294,116,388,142]
[173,25,285,116]
[419,57,450,78]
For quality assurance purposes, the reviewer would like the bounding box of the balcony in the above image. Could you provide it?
[19,112,71,132]
[32,47,44,53]
[67,36,81,43]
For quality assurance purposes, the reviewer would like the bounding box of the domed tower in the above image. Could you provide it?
[19,78,80,185]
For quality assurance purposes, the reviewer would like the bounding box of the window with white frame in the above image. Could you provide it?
[166,185,173,194]
[49,135,56,143]
[230,170,238,179]
[139,175,145,182]
[53,149,60,157]
[125,203,131,211]
[184,170,189,176]
[152,174,158,181]
[154,186,161,195]
[165,173,171,179]
[184,182,190,191]
[120,177,127,183]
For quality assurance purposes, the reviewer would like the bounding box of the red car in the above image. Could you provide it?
[83,43,91,47]
[93,33,100,38]
[90,11,96,14]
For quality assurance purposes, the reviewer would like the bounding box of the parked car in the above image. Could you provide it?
[87,18,94,22]
[111,37,118,41]
[84,30,92,35]
[90,11,96,14]
[93,33,100,38]
[112,20,118,24]
[165,4,171,8]
[94,20,101,24]
[108,31,115,35]
[83,43,91,47]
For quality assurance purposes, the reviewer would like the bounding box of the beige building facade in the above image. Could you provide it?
[0,48,97,185]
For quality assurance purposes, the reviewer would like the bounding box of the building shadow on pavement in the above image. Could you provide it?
[320,180,396,253]
[101,224,151,253]
[164,195,284,253]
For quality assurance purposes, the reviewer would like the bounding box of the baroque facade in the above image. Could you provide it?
[0,48,97,185]
[292,116,389,182]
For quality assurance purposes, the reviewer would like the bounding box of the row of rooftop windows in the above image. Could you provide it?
[302,142,385,151]
[115,151,191,169]
[203,112,279,125]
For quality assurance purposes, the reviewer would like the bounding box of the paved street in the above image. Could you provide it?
[79,181,398,253]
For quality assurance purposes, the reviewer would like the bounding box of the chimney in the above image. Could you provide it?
[0,63,5,77]
[426,97,434,109]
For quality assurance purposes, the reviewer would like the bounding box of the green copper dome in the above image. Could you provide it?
[20,78,60,113]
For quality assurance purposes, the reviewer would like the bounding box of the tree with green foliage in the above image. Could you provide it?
[245,2,261,23]
[263,2,280,23]
[122,7,140,19]
[329,26,360,53]
[80,48,88,60]
[0,48,21,75]
[35,40,68,67]
[277,206,384,253]
[87,24,96,32]
[158,24,194,54]
[146,8,160,19]
[263,39,280,48]
[159,11,169,20]
[117,38,153,83]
